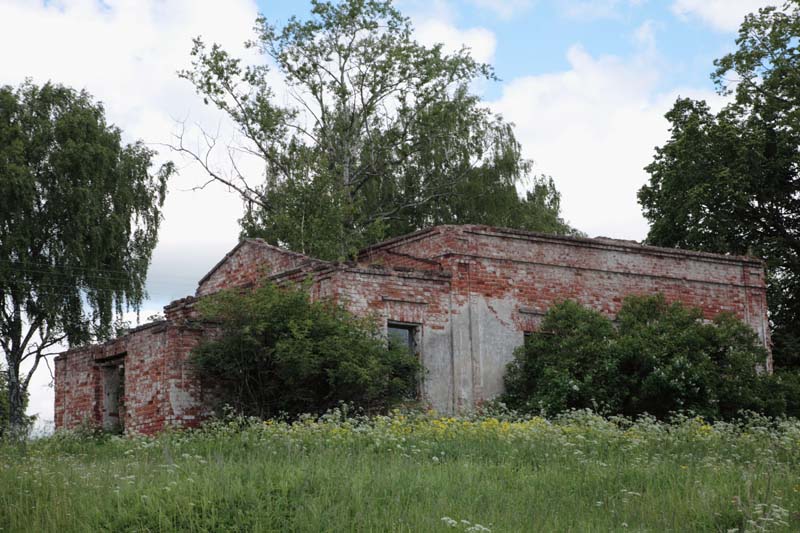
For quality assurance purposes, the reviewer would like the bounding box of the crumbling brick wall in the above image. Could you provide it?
[55,348,101,430]
[365,225,768,340]
[55,225,770,433]
[196,239,318,297]
[355,225,770,409]
[54,300,213,434]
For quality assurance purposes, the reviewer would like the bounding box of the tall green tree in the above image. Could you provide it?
[0,81,173,434]
[179,0,574,261]
[639,1,800,368]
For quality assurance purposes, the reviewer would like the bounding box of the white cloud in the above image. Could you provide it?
[394,0,494,64]
[490,33,723,241]
[414,18,497,64]
[560,0,645,19]
[671,0,777,32]
[2,0,498,429]
[408,1,497,64]
[468,0,533,19]
[633,19,657,54]
[0,0,263,428]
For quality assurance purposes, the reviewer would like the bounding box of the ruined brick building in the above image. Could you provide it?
[55,225,771,434]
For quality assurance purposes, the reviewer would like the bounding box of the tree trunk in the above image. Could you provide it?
[5,358,27,436]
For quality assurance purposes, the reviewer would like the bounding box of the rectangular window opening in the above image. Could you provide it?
[387,321,421,399]
[388,322,418,354]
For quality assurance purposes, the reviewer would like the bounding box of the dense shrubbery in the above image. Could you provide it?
[503,301,623,415]
[763,370,800,418]
[503,295,791,420]
[191,283,421,418]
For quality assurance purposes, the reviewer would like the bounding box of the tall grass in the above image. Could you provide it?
[1,409,798,532]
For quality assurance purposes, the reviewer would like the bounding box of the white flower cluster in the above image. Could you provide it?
[441,516,492,532]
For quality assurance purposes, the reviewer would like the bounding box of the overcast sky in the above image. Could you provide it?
[0,0,777,428]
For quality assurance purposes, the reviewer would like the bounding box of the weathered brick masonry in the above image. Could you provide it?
[55,225,771,434]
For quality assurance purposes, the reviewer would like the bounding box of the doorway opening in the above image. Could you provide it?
[102,361,125,433]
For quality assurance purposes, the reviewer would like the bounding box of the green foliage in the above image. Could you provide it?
[191,283,421,417]
[638,2,800,370]
[181,0,576,261]
[0,363,32,440]
[503,295,774,420]
[0,80,173,430]
[759,369,800,419]
[503,301,621,415]
[614,297,768,419]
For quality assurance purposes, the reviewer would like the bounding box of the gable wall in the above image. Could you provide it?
[196,241,311,297]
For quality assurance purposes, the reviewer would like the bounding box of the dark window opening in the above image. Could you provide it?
[388,322,418,354]
[387,321,421,399]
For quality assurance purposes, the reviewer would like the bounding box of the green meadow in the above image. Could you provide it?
[1,410,798,532]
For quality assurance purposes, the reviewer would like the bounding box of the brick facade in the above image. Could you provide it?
[55,225,770,434]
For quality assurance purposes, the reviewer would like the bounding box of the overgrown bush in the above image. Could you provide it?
[759,370,800,419]
[191,283,421,418]
[503,300,622,415]
[503,294,778,420]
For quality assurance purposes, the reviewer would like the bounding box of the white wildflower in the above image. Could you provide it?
[441,517,458,527]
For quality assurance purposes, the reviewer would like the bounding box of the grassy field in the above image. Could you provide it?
[1,409,798,532]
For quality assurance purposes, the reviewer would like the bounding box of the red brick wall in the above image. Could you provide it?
[54,302,214,434]
[55,224,771,433]
[326,266,454,410]
[347,225,770,407]
[54,323,168,434]
[161,299,213,430]
[55,348,101,429]
[372,225,769,347]
[196,239,314,297]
